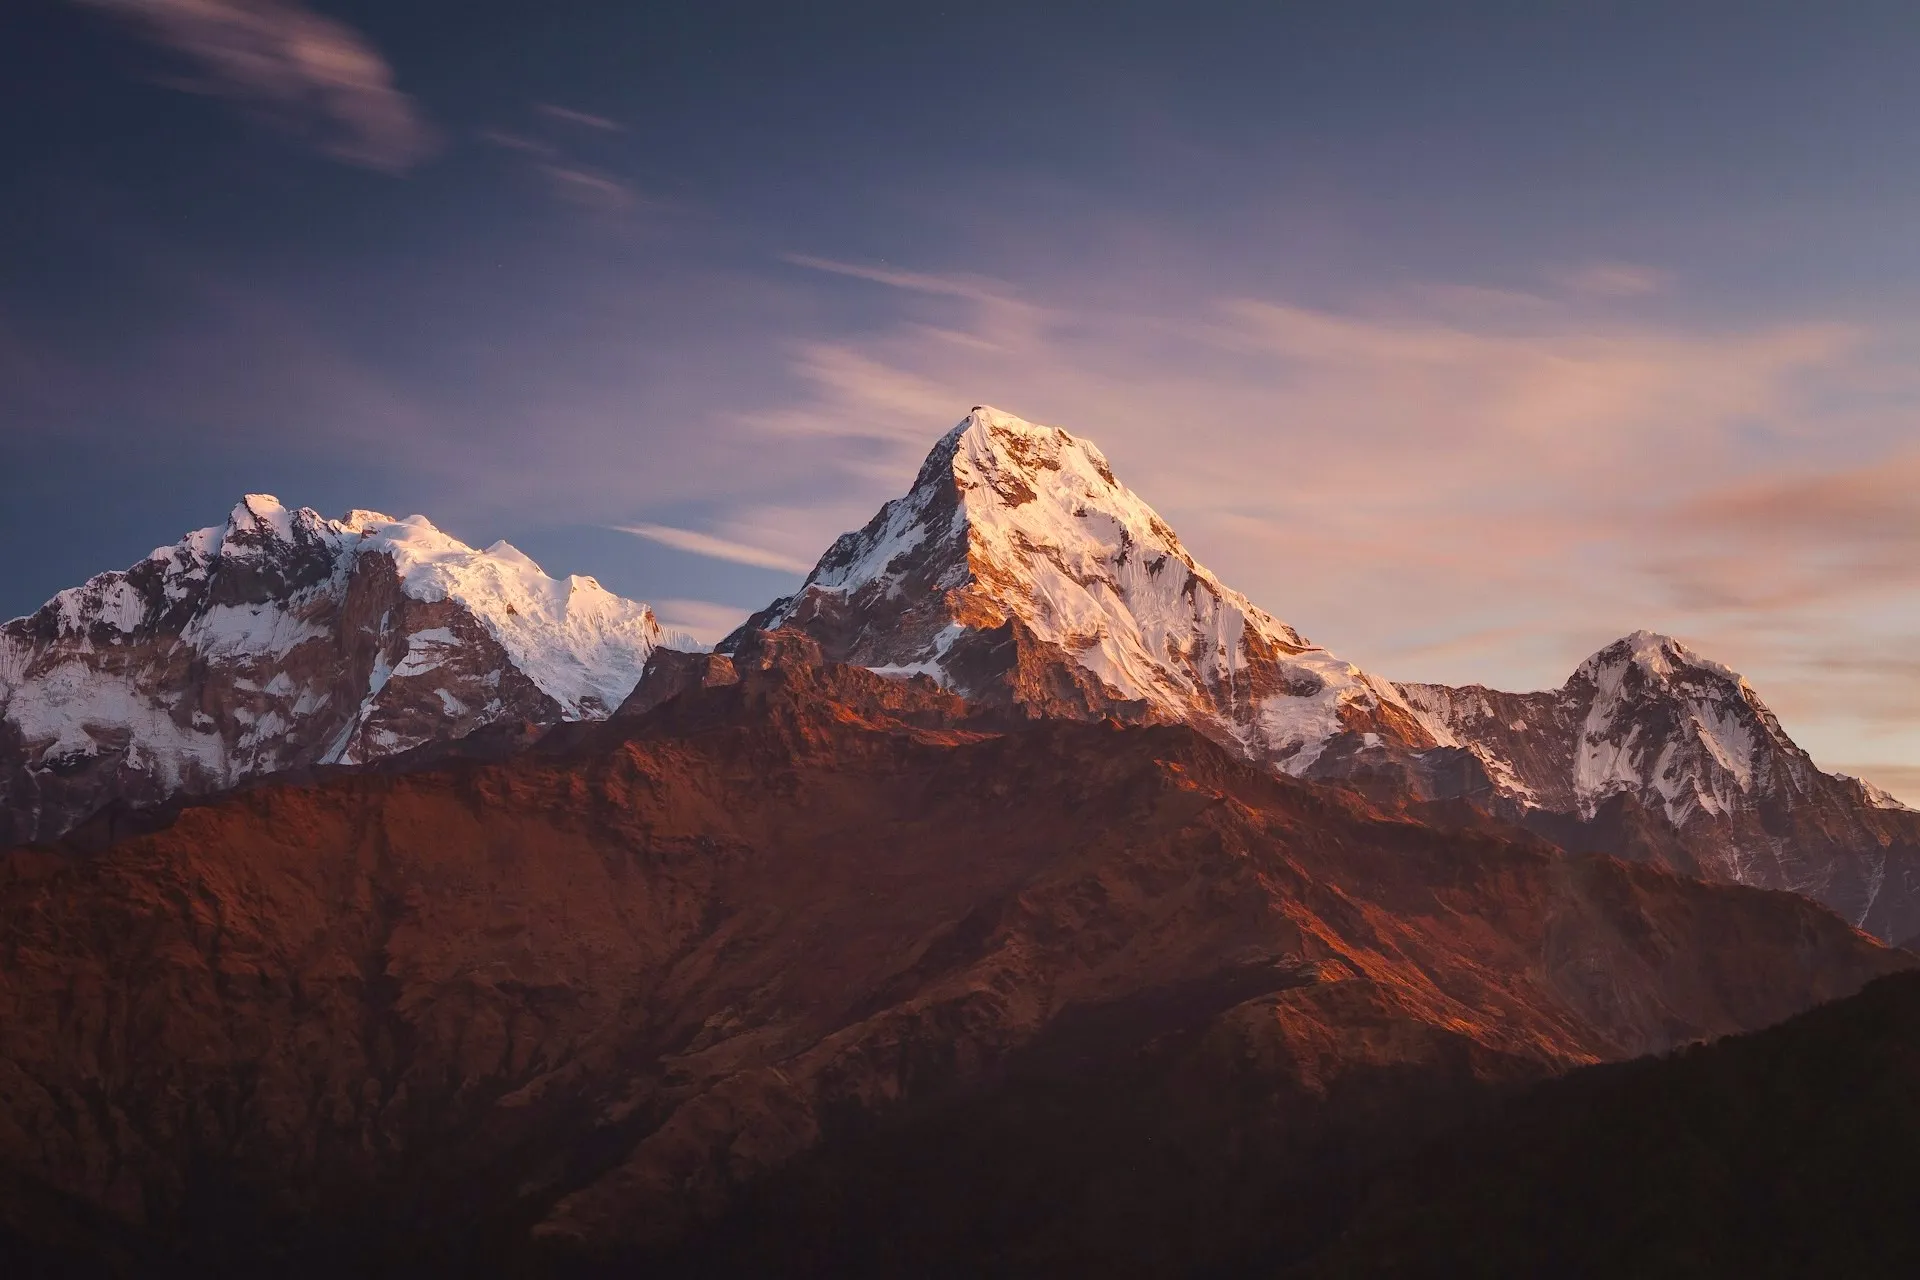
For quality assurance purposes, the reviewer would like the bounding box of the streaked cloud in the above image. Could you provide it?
[535,102,624,132]
[782,253,1022,306]
[652,599,752,646]
[738,342,960,441]
[1550,262,1669,299]
[476,128,554,156]
[1652,452,1920,609]
[73,0,435,171]
[614,523,813,574]
[538,163,638,212]
[479,112,640,211]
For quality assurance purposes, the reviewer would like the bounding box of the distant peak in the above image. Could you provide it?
[485,539,540,569]
[218,493,301,556]
[1619,629,1688,670]
[227,493,289,530]
[1621,627,1682,651]
[952,405,1094,455]
[932,405,1124,504]
[340,508,400,533]
[1577,629,1745,688]
[962,404,1040,433]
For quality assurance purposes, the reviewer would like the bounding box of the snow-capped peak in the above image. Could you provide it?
[1836,774,1918,813]
[1401,632,1920,938]
[1565,631,1798,824]
[2,496,669,844]
[227,492,295,540]
[343,511,663,716]
[737,406,1435,774]
[1578,629,1746,689]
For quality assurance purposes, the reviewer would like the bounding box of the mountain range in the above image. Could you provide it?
[6,408,1918,940]
[3,406,1918,1272]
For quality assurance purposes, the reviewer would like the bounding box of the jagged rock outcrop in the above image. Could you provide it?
[0,495,665,845]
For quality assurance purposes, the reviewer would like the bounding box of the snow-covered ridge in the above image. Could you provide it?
[2,494,668,845]
[747,406,1438,774]
[13,495,662,718]
[334,506,662,716]
[1398,627,1920,938]
[1837,774,1917,813]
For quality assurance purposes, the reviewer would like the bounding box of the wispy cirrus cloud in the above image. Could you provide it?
[1651,452,1920,610]
[476,128,553,156]
[535,102,624,132]
[479,111,641,212]
[73,0,435,171]
[782,253,1023,305]
[613,523,813,574]
[1549,262,1669,299]
[538,163,638,211]
[651,599,752,646]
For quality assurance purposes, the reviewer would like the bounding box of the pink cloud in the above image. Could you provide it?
[75,0,435,171]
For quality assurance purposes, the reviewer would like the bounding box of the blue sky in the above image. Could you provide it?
[7,0,1920,796]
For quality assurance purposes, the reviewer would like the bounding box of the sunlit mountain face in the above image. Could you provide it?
[7,3,1920,1275]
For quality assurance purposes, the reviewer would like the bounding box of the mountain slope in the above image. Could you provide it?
[1401,631,1920,941]
[0,495,663,845]
[0,635,1905,1275]
[728,406,1443,782]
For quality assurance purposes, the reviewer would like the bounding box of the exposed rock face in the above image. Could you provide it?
[0,495,664,845]
[726,406,1445,781]
[0,640,1905,1273]
[1401,631,1920,941]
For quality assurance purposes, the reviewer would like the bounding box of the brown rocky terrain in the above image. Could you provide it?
[0,632,1908,1275]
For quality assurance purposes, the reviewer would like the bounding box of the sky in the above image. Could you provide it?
[5,0,1920,800]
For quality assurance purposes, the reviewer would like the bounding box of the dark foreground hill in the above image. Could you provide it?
[0,635,1909,1276]
[1292,967,1920,1279]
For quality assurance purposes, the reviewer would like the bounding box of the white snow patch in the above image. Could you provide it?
[347,515,660,715]
[392,627,460,679]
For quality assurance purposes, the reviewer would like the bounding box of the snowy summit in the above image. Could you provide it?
[0,495,665,844]
[731,406,1439,775]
